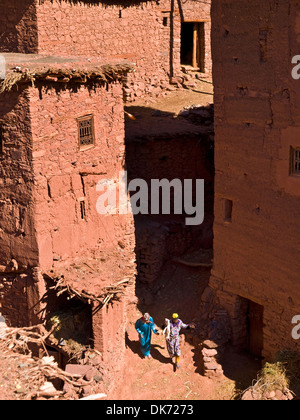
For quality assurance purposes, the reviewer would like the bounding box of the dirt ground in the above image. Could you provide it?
[128,76,214,114]
[0,351,34,400]
[124,77,214,136]
[110,329,260,400]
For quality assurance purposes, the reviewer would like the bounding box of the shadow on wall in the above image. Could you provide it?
[122,104,270,391]
[124,103,214,333]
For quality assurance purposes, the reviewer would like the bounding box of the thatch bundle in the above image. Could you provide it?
[0,62,133,93]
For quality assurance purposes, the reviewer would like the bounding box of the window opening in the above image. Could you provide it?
[80,200,86,220]
[224,199,233,223]
[290,147,300,175]
[77,115,95,149]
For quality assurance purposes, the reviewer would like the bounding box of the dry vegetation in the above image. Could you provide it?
[241,351,300,400]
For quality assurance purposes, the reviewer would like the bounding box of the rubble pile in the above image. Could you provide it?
[0,323,107,400]
[178,103,214,127]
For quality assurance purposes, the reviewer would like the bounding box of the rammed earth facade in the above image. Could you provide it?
[0,0,213,395]
[210,0,300,361]
[0,0,212,100]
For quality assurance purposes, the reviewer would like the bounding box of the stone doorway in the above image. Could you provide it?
[234,296,264,359]
[247,300,264,358]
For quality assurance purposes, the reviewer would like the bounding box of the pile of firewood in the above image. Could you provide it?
[49,275,133,307]
[0,324,94,400]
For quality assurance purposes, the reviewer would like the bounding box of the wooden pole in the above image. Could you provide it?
[193,23,198,68]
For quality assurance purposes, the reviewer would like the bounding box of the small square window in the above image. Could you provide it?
[77,115,95,150]
[290,147,300,176]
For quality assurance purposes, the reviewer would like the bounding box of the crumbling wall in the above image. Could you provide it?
[211,0,300,360]
[27,82,136,381]
[0,274,29,326]
[92,298,126,390]
[0,82,136,385]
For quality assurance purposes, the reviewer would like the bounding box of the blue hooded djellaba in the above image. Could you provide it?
[135,314,158,358]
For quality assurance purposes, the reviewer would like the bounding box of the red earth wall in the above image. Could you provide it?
[0,82,136,381]
[0,0,212,99]
[211,0,300,360]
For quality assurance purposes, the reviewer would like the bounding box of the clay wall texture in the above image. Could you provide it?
[0,274,29,326]
[211,0,300,360]
[0,82,135,273]
[0,89,38,267]
[0,0,212,98]
[29,82,134,272]
[0,82,136,370]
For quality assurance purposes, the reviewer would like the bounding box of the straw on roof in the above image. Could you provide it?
[0,59,134,93]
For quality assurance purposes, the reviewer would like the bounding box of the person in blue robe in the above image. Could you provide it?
[135,313,159,359]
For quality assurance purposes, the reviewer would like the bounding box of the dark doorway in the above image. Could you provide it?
[181,22,205,71]
[181,23,194,66]
[247,300,264,358]
[234,296,264,359]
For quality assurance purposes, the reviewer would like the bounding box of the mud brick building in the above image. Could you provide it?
[210,0,300,361]
[0,0,212,100]
[0,0,213,393]
[0,55,136,388]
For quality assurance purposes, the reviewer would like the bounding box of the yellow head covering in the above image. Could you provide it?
[172,313,179,319]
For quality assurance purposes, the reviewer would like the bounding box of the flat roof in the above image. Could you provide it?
[0,53,134,92]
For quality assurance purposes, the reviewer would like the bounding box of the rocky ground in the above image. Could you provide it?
[109,260,261,401]
[0,257,261,401]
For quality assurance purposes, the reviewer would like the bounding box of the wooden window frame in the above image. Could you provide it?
[77,115,95,151]
[79,199,86,220]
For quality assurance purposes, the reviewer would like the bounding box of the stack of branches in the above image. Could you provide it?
[0,324,54,356]
[48,275,134,308]
[0,324,92,400]
[0,63,133,93]
[23,356,93,400]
